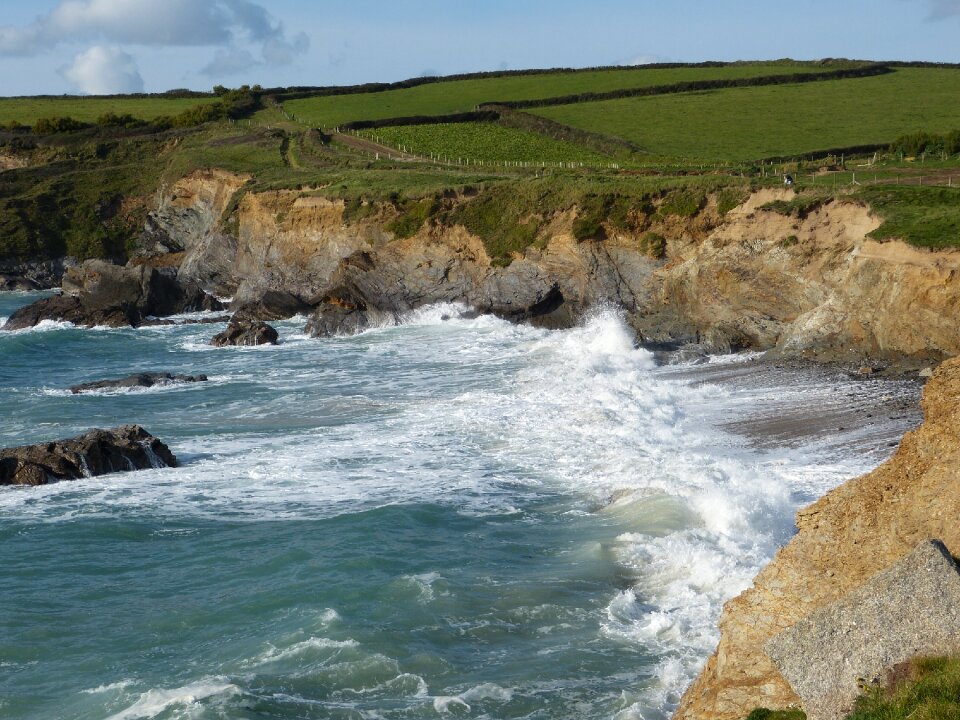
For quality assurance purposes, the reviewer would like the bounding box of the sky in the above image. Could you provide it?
[0,0,958,96]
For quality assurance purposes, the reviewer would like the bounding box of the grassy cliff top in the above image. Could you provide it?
[1,61,959,264]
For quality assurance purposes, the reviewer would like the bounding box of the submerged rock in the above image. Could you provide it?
[0,425,177,486]
[69,372,208,394]
[210,317,279,346]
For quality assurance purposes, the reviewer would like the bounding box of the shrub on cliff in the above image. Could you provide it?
[890,129,960,157]
[32,116,87,134]
[386,197,440,238]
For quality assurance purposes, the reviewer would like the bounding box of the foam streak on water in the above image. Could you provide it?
[0,293,919,720]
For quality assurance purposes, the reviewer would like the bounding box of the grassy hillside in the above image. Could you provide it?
[0,96,218,126]
[532,67,960,160]
[283,62,852,129]
[2,62,959,266]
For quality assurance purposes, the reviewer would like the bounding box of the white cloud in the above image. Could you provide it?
[0,0,309,73]
[60,45,144,94]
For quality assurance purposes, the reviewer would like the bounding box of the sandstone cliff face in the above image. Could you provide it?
[642,189,960,362]
[674,356,960,720]
[140,169,249,293]
[157,173,960,363]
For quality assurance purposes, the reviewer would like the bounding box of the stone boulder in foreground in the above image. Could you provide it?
[767,539,960,720]
[0,425,177,486]
[674,357,960,720]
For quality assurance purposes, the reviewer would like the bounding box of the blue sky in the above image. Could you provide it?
[1,0,958,96]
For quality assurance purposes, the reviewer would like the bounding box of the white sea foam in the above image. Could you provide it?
[433,695,471,713]
[6,318,76,333]
[81,679,135,694]
[460,683,513,702]
[248,636,359,667]
[105,679,241,720]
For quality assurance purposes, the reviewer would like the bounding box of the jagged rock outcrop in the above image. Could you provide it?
[639,190,960,363]
[674,356,960,720]
[210,317,279,346]
[230,289,313,321]
[2,259,223,330]
[0,425,177,486]
[0,257,78,290]
[138,169,248,256]
[69,373,208,394]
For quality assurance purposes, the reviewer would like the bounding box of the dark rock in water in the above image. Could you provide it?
[1,259,223,330]
[481,281,572,329]
[211,317,279,346]
[231,289,313,321]
[304,289,375,338]
[69,372,208,394]
[3,293,139,330]
[0,425,177,486]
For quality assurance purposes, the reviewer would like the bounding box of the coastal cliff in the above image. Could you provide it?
[674,356,960,720]
[145,171,960,366]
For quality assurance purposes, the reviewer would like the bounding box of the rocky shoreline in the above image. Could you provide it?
[4,178,960,377]
[674,356,960,720]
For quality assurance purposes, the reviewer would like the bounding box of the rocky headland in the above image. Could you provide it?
[674,355,960,720]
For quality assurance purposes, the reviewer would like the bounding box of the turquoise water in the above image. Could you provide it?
[0,293,917,720]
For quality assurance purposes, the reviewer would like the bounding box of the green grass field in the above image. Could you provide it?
[0,96,218,125]
[532,67,960,161]
[364,122,616,165]
[283,62,851,129]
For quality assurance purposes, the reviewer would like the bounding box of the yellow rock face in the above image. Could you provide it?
[674,357,960,720]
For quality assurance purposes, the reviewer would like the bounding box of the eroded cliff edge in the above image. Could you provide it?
[674,356,960,719]
[143,171,960,367]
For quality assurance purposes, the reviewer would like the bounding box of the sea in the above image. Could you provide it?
[0,291,920,720]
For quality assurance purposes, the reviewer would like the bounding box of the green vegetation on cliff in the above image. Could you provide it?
[860,185,960,248]
[747,656,960,720]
